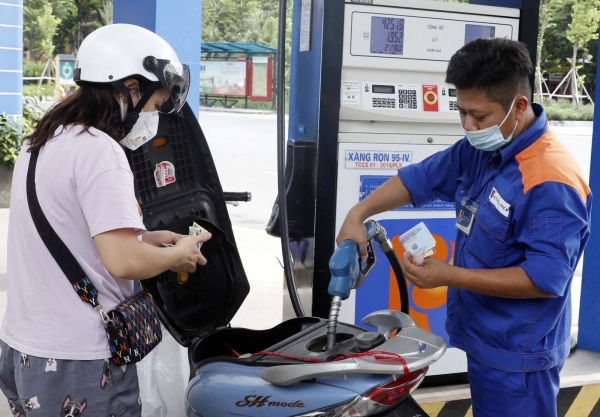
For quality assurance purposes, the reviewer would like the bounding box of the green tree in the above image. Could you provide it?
[535,0,556,97]
[102,0,113,26]
[23,0,107,58]
[53,0,107,54]
[203,0,227,42]
[36,3,61,61]
[542,0,573,80]
[566,0,600,103]
[24,0,74,60]
[539,0,597,101]
[203,0,265,43]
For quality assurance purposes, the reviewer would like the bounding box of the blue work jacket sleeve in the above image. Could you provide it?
[398,138,473,207]
[513,182,591,297]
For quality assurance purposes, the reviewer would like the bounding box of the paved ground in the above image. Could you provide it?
[0,112,594,416]
[200,111,284,230]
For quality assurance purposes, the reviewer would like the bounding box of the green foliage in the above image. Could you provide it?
[244,99,278,111]
[36,3,61,60]
[24,0,74,60]
[541,0,598,101]
[540,98,595,121]
[24,0,106,59]
[564,0,600,103]
[0,115,27,170]
[102,0,113,25]
[0,99,43,170]
[203,0,288,47]
[566,0,600,49]
[22,60,47,80]
[23,83,56,99]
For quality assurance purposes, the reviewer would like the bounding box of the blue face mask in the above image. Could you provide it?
[462,97,519,152]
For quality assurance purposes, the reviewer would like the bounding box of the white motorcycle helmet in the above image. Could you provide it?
[74,24,190,150]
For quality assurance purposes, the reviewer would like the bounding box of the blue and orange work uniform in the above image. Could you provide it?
[399,104,592,416]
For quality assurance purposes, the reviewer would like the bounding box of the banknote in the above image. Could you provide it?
[399,222,436,257]
[189,221,208,250]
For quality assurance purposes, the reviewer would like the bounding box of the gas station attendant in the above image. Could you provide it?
[337,38,592,416]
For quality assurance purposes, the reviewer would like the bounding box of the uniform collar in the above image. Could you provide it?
[491,104,547,166]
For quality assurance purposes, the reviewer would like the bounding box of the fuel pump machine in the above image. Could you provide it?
[281,0,539,377]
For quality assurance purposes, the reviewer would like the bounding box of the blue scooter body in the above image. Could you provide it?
[186,362,392,416]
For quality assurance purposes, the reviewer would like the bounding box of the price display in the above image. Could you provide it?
[464,24,495,45]
[370,16,405,56]
[372,85,395,94]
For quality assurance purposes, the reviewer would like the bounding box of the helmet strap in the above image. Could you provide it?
[112,81,160,133]
[112,80,133,110]
[132,82,160,114]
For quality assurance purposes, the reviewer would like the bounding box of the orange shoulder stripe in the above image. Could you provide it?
[515,129,590,201]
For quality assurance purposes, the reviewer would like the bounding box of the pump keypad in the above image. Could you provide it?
[372,98,396,108]
[398,89,418,110]
[449,101,458,111]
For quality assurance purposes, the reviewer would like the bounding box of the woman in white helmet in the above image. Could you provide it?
[0,24,207,416]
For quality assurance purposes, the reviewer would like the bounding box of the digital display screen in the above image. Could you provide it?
[370,16,405,55]
[449,88,457,97]
[372,85,395,94]
[464,24,496,45]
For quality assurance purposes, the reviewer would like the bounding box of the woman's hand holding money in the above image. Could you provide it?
[142,230,186,247]
[171,233,212,273]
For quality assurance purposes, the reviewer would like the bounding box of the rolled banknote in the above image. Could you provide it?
[189,221,209,250]
[399,222,436,264]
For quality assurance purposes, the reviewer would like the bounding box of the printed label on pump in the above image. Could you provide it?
[154,161,176,188]
[342,81,361,104]
[300,0,312,52]
[345,150,412,169]
[359,175,455,210]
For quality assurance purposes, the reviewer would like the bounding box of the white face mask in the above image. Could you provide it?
[462,97,519,152]
[119,110,160,151]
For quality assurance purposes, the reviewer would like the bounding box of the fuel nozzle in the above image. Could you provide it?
[327,221,381,350]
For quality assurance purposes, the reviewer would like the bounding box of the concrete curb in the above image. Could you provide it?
[549,120,594,128]
[199,106,275,115]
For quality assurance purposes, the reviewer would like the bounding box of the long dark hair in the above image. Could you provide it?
[27,83,125,152]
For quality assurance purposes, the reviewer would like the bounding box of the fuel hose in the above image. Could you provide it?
[385,249,410,315]
[371,222,410,315]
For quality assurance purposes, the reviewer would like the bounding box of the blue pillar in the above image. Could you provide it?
[579,31,600,352]
[114,0,202,119]
[0,0,23,119]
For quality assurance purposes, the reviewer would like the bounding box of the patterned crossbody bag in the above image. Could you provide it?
[26,150,162,365]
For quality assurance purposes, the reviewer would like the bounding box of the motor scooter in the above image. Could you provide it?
[182,219,446,417]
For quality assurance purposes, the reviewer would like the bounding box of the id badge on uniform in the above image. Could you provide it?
[456,197,478,236]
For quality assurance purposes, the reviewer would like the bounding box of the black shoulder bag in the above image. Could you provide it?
[26,150,162,365]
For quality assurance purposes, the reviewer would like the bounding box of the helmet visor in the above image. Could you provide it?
[157,62,190,114]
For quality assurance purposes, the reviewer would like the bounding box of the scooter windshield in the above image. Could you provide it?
[158,63,190,114]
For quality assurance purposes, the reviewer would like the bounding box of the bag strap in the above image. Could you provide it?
[26,150,106,317]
